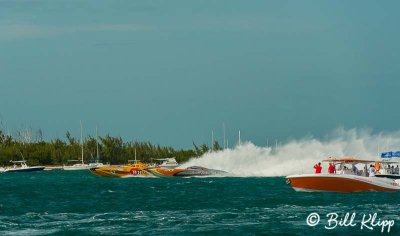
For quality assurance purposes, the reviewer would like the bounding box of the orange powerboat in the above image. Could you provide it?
[286,158,400,192]
[90,161,154,178]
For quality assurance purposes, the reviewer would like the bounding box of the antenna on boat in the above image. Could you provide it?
[223,122,226,149]
[275,139,278,153]
[134,148,137,163]
[353,151,362,158]
[18,150,25,161]
[80,120,84,164]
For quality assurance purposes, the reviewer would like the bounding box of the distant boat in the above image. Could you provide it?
[91,126,107,168]
[1,160,45,173]
[63,121,90,171]
[154,157,179,168]
[63,160,89,171]
[63,162,105,170]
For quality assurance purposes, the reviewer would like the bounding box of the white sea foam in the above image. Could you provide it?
[182,128,400,177]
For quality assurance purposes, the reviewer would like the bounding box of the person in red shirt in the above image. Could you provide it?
[314,162,322,174]
[328,163,336,174]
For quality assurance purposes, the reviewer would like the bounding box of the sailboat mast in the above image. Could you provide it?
[80,120,84,164]
[211,130,214,152]
[223,122,226,149]
[238,130,241,146]
[96,126,99,162]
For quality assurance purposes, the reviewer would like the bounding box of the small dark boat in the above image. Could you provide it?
[2,161,45,173]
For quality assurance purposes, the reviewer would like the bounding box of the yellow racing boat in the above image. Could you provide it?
[90,161,154,178]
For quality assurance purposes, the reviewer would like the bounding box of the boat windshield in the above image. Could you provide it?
[187,166,206,170]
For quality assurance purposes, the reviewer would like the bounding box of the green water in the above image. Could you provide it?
[0,171,399,235]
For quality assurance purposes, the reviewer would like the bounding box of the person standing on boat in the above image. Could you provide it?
[314,162,322,174]
[352,165,358,175]
[395,165,399,175]
[328,163,335,174]
[387,164,391,174]
[364,165,369,177]
[369,164,376,177]
[374,162,381,174]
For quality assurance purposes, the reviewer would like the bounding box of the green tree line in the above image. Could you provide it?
[0,129,222,166]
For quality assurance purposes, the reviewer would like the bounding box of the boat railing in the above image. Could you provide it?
[378,168,400,175]
[10,160,29,169]
[336,167,400,176]
[334,168,367,177]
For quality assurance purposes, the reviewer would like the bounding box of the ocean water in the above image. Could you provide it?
[1,171,399,235]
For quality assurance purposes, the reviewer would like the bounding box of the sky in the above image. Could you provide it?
[1,0,400,149]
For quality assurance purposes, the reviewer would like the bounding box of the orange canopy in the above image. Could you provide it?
[322,157,376,163]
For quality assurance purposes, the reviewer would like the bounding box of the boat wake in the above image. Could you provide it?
[181,128,400,177]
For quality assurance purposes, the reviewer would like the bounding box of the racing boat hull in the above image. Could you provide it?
[286,174,400,192]
[147,166,227,177]
[90,164,153,178]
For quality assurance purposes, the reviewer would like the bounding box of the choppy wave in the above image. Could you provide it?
[182,128,400,176]
[2,199,399,235]
[1,173,400,235]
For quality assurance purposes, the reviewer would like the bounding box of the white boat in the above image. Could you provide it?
[2,160,45,173]
[154,157,179,168]
[63,121,89,171]
[88,162,106,168]
[91,126,108,168]
[286,157,400,192]
[63,124,108,170]
[63,160,89,171]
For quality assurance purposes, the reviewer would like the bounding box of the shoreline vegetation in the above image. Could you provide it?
[0,129,222,167]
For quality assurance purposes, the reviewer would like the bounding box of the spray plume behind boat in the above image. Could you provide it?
[182,128,400,177]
